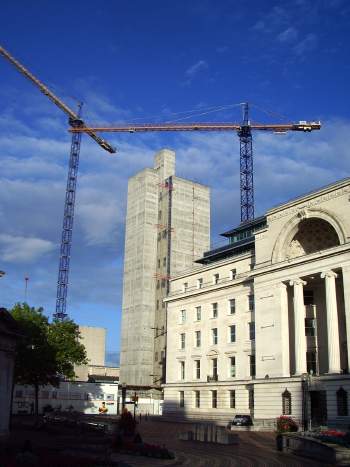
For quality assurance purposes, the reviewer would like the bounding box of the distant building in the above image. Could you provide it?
[164,177,350,429]
[74,325,109,381]
[13,325,120,415]
[120,149,210,387]
[0,308,22,438]
[12,381,119,415]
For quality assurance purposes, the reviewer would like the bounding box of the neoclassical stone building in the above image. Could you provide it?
[163,177,350,428]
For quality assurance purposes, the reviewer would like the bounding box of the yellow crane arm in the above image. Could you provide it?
[0,45,116,153]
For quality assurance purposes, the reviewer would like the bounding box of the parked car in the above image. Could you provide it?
[228,414,253,427]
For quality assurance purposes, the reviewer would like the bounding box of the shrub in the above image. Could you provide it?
[276,416,298,433]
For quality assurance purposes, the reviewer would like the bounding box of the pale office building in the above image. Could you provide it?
[164,177,350,428]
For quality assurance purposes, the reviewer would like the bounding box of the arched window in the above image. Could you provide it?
[282,389,292,415]
[337,387,348,416]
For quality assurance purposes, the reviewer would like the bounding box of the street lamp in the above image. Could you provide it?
[301,373,311,432]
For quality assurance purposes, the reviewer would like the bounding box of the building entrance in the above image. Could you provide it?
[310,391,327,426]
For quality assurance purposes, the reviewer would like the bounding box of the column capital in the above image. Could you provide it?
[289,278,307,287]
[321,270,338,279]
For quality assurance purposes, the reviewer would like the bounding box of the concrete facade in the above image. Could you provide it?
[164,177,350,429]
[120,149,210,387]
[74,325,107,381]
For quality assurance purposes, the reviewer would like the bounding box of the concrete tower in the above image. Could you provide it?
[120,149,210,386]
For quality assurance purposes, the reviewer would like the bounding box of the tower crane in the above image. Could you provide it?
[0,45,116,321]
[70,104,321,221]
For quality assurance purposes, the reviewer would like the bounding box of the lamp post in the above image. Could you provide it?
[121,383,127,411]
[301,373,310,432]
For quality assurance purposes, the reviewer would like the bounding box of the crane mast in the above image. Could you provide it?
[238,103,254,221]
[71,111,321,223]
[0,45,116,321]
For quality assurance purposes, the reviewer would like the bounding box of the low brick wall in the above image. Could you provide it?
[281,434,350,465]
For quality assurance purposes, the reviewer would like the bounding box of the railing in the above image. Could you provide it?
[207,375,218,382]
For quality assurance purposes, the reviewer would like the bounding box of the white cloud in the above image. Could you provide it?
[185,60,208,78]
[278,27,298,43]
[0,234,55,263]
[293,33,318,56]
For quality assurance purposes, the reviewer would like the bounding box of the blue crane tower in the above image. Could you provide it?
[0,45,116,321]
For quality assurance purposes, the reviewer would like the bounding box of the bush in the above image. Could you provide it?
[276,416,298,433]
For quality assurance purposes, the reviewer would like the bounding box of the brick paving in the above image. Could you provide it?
[114,419,331,467]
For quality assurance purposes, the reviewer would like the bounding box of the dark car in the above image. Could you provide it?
[229,414,253,427]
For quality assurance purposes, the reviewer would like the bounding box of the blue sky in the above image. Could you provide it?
[1,0,349,363]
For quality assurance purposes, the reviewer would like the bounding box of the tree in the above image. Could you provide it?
[11,303,87,417]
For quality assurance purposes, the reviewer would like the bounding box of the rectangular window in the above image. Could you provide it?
[197,278,203,289]
[196,306,201,321]
[212,358,218,378]
[157,258,160,268]
[195,330,201,347]
[180,361,185,380]
[179,391,184,407]
[195,391,200,408]
[180,333,185,349]
[305,318,315,337]
[161,279,165,288]
[163,257,166,267]
[248,389,254,409]
[249,322,255,341]
[230,390,236,409]
[306,350,317,374]
[212,328,218,345]
[180,309,186,324]
[212,303,218,318]
[230,325,236,343]
[230,356,236,377]
[304,290,314,305]
[156,299,159,310]
[212,390,217,409]
[229,298,236,314]
[155,352,158,362]
[213,273,219,284]
[231,269,237,280]
[158,210,162,220]
[250,355,256,378]
[183,282,188,292]
[248,294,255,311]
[195,360,201,379]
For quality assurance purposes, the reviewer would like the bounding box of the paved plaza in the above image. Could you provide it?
[115,419,331,466]
[4,416,333,466]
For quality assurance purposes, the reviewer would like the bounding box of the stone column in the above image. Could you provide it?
[321,271,341,374]
[290,279,307,375]
[342,266,350,372]
[278,283,290,377]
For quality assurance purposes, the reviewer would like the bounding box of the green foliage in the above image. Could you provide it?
[11,303,87,386]
[11,303,58,387]
[48,319,87,380]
